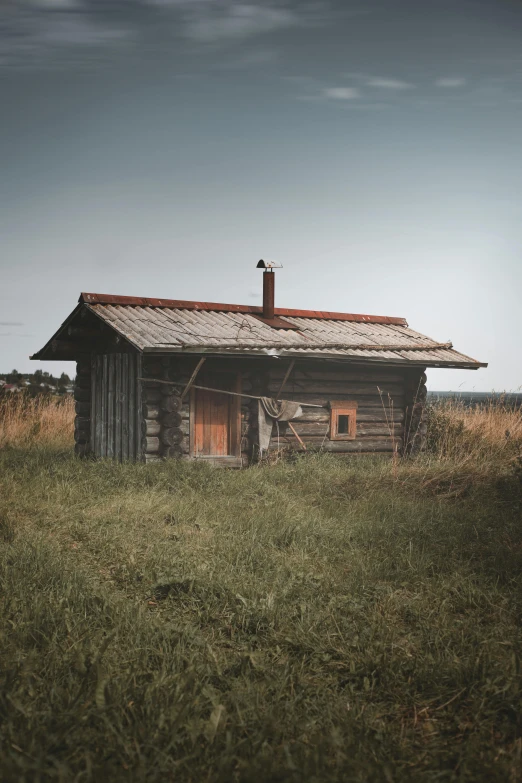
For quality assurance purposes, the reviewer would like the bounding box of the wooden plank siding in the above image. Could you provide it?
[90,352,142,461]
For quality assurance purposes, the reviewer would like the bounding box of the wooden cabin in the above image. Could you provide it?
[31,264,486,464]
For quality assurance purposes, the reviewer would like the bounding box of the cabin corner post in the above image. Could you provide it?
[159,357,184,460]
[140,359,163,463]
[74,357,92,457]
[140,357,184,463]
[403,369,428,455]
[160,388,183,461]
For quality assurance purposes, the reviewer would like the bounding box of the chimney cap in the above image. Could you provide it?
[257,259,283,269]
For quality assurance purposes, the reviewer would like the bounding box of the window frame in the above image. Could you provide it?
[329,400,357,441]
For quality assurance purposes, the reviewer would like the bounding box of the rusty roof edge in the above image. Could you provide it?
[79,292,407,326]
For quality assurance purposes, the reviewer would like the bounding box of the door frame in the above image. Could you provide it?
[189,371,242,460]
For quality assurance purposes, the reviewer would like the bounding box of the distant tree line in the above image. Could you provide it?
[0,370,74,397]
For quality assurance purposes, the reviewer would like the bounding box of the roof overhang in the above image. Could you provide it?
[30,302,137,360]
[140,345,487,369]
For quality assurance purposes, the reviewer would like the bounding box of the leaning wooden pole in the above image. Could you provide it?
[180,357,206,401]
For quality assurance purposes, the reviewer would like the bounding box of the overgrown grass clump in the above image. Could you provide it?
[1,400,521,781]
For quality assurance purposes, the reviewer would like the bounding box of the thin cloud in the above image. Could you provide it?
[0,322,24,326]
[28,0,81,7]
[1,1,314,68]
[183,4,299,42]
[324,86,359,100]
[367,77,414,90]
[1,3,133,68]
[436,77,467,88]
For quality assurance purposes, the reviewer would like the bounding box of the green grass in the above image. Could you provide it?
[1,442,521,782]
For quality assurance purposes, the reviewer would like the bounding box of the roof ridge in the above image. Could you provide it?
[80,292,408,326]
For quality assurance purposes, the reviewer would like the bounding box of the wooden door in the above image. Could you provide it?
[191,373,241,458]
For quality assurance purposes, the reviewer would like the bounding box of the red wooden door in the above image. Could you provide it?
[194,387,231,456]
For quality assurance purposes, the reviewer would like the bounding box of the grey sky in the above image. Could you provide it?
[1,0,521,390]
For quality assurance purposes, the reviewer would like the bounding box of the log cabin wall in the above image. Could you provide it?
[265,361,413,455]
[139,356,429,463]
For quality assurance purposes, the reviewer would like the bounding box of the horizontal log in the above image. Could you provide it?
[141,404,160,420]
[74,416,90,431]
[276,394,405,407]
[279,422,403,437]
[161,411,182,428]
[161,427,183,447]
[142,420,161,437]
[269,438,402,453]
[141,388,162,404]
[267,381,404,396]
[161,395,182,413]
[154,377,253,394]
[404,371,427,387]
[161,444,183,459]
[75,362,91,377]
[143,436,160,454]
[74,430,89,444]
[271,432,399,443]
[269,369,406,384]
[75,401,91,417]
[75,377,91,391]
[74,387,91,402]
[141,363,164,377]
[293,408,405,423]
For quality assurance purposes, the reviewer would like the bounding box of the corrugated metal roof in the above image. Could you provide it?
[79,295,486,369]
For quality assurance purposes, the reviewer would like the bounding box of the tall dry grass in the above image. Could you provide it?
[426,398,522,467]
[0,392,74,449]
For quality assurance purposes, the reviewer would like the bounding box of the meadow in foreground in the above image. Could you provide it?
[0,394,521,781]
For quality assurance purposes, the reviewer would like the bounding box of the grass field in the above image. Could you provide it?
[1,394,521,781]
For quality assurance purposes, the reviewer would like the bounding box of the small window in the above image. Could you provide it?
[330,401,357,440]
